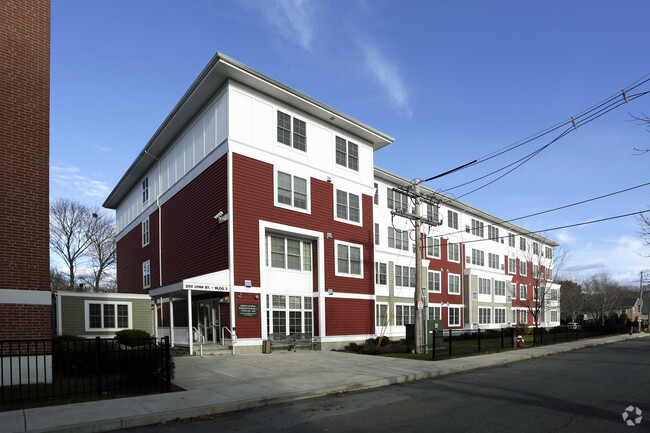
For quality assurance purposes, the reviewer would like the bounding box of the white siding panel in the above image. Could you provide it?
[217,91,228,145]
[308,123,332,172]
[205,103,216,151]
[193,117,205,163]
[230,89,253,145]
[161,153,170,193]
[183,132,193,174]
[252,99,273,151]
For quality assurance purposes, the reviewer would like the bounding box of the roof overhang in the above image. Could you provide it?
[104,53,394,209]
[148,270,231,298]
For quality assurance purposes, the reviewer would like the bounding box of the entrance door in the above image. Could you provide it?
[198,301,218,343]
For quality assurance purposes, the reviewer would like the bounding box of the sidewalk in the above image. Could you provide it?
[3,333,648,433]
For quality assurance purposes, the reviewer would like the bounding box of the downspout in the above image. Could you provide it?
[144,150,163,287]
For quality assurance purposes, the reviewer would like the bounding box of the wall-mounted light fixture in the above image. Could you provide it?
[214,211,229,224]
[328,289,333,295]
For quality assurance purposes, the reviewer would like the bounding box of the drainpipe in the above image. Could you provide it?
[144,150,163,287]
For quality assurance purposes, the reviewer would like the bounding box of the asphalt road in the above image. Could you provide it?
[125,338,650,432]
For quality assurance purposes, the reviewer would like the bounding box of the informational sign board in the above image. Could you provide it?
[238,303,259,317]
[183,283,228,292]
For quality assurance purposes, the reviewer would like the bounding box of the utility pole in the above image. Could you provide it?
[391,179,441,354]
[640,270,645,332]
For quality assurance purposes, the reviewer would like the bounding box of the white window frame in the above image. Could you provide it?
[448,306,461,327]
[375,262,387,285]
[275,170,310,214]
[508,258,516,275]
[448,243,460,263]
[428,306,442,321]
[266,235,312,272]
[478,277,491,295]
[387,188,408,211]
[471,249,485,266]
[519,260,528,276]
[376,303,388,327]
[447,210,459,229]
[428,270,441,293]
[388,227,409,251]
[142,177,149,206]
[143,260,151,289]
[488,225,499,242]
[395,304,415,326]
[551,310,558,322]
[448,273,461,295]
[520,309,528,323]
[478,307,491,324]
[471,219,485,237]
[395,265,416,288]
[494,307,506,324]
[545,246,553,259]
[508,233,515,247]
[494,280,506,297]
[142,217,150,247]
[334,189,361,225]
[85,300,132,332]
[488,253,499,269]
[520,284,527,300]
[335,136,359,171]
[267,294,313,335]
[335,241,363,278]
[520,237,527,251]
[277,110,307,152]
[426,236,441,259]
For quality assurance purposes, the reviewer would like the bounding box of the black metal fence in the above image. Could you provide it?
[0,336,171,406]
[431,324,629,360]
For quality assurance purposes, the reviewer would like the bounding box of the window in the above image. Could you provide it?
[533,265,540,278]
[448,243,460,262]
[277,171,308,210]
[471,249,485,266]
[142,218,150,247]
[336,242,362,277]
[520,237,527,251]
[495,280,506,297]
[428,306,441,321]
[335,136,358,171]
[488,226,499,242]
[142,177,149,205]
[447,210,459,229]
[546,268,553,281]
[376,303,388,327]
[471,219,484,237]
[448,274,461,294]
[395,265,416,288]
[277,111,306,151]
[519,261,527,276]
[508,233,515,247]
[336,190,360,223]
[508,258,516,275]
[478,278,491,295]
[395,304,415,326]
[495,308,506,324]
[488,253,499,269]
[375,262,387,285]
[267,235,311,271]
[533,242,539,255]
[267,294,312,335]
[374,183,379,205]
[427,237,440,258]
[520,309,527,323]
[511,282,517,298]
[478,307,491,324]
[388,227,409,251]
[86,301,131,331]
[520,284,527,300]
[448,307,460,326]
[426,203,439,224]
[143,260,151,289]
[428,271,441,292]
[545,246,553,259]
[512,310,517,324]
[387,188,408,211]
[551,310,558,322]
[374,223,380,245]
[534,286,539,301]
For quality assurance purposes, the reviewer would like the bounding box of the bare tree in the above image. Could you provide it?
[50,199,95,291]
[630,112,650,155]
[559,279,584,323]
[582,271,624,324]
[85,210,117,292]
[50,267,69,292]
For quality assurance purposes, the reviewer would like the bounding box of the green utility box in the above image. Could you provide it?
[427,320,444,352]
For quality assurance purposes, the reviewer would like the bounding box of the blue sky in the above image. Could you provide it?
[50,1,650,286]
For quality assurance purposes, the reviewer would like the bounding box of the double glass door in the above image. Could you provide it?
[198,301,219,343]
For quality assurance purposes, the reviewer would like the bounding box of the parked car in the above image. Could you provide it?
[567,323,581,330]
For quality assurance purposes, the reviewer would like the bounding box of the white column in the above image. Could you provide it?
[169,296,175,347]
[187,290,193,355]
[153,297,158,338]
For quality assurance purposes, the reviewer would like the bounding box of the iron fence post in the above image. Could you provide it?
[477,327,481,353]
[164,336,171,392]
[432,331,436,360]
[95,337,102,397]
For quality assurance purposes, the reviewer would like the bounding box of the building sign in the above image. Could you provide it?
[238,303,259,317]
[183,282,228,292]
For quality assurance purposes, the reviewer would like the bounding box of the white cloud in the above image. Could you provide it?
[51,164,111,203]
[555,230,575,244]
[358,40,412,117]
[255,0,316,51]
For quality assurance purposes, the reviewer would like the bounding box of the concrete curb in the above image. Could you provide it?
[13,333,650,433]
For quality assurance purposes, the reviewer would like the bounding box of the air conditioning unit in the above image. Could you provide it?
[465,226,470,233]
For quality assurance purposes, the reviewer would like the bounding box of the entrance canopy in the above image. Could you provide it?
[149,269,231,298]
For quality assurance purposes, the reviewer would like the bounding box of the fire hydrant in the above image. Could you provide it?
[517,335,524,347]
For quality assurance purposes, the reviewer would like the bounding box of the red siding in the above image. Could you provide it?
[117,209,159,293]
[234,293,261,338]
[325,298,374,336]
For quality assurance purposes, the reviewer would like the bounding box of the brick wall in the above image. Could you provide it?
[0,0,51,339]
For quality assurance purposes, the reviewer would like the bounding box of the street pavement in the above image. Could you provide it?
[2,332,647,433]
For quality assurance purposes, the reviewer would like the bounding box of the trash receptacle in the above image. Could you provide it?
[263,340,271,353]
[405,324,415,346]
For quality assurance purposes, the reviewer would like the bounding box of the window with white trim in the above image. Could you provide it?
[375,262,387,285]
[550,288,558,301]
[388,227,409,251]
[533,265,540,278]
[545,246,553,259]
[395,304,415,326]
[546,268,553,281]
[376,303,388,327]
[519,261,527,276]
[277,111,306,151]
[395,265,416,288]
[426,203,439,223]
[86,301,131,331]
[266,295,312,335]
[511,282,517,298]
[336,242,362,277]
[508,258,516,275]
[447,210,459,229]
[428,306,441,321]
[428,270,441,292]
[448,243,460,262]
[142,217,150,247]
[266,235,312,271]
[520,309,527,323]
[448,307,460,326]
[520,284,527,300]
[471,219,484,237]
[336,190,360,223]
[495,308,506,324]
[512,310,517,324]
[478,307,491,324]
[374,223,380,245]
[277,171,308,210]
[142,177,149,205]
[488,253,499,269]
[374,183,379,205]
[551,310,558,322]
[472,249,485,266]
[488,226,499,242]
[495,280,506,297]
[427,236,440,258]
[478,278,491,295]
[520,237,527,251]
[387,188,408,211]
[448,274,461,294]
[533,242,539,255]
[508,233,515,247]
[335,136,358,171]
[142,260,151,289]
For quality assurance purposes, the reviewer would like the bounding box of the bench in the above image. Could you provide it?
[269,332,317,352]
